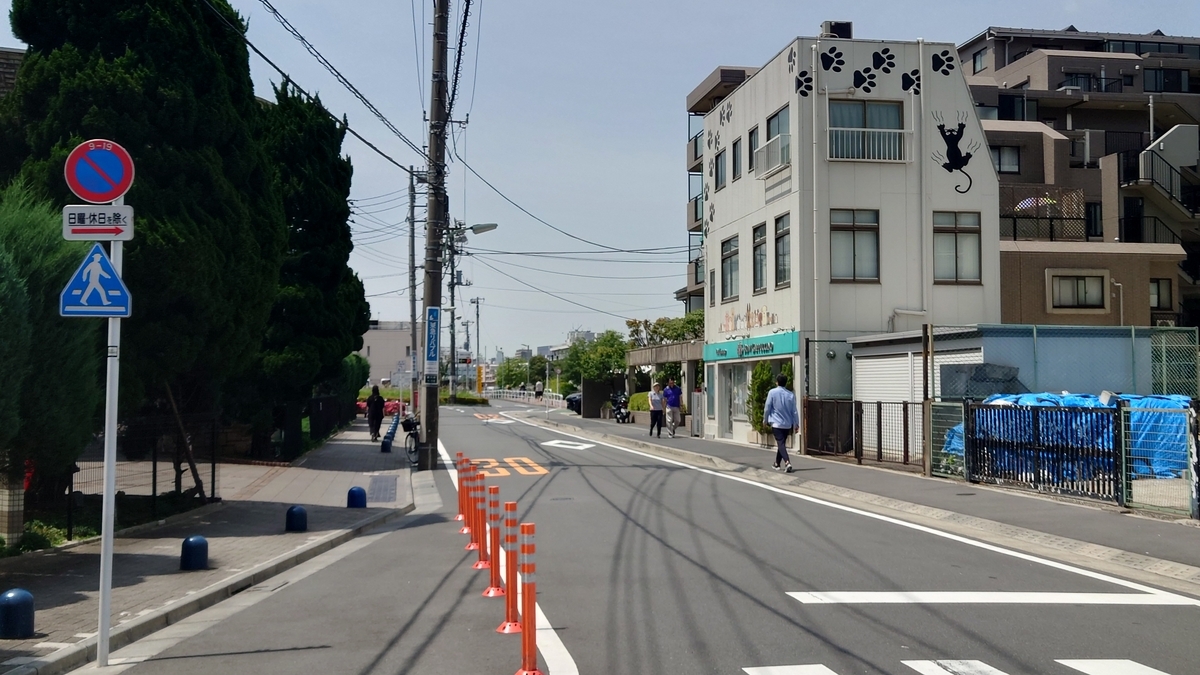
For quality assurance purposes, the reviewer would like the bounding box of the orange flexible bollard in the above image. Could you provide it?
[496,502,522,633]
[483,486,504,596]
[454,453,466,521]
[515,522,542,675]
[460,463,475,538]
[472,479,491,570]
[464,470,480,550]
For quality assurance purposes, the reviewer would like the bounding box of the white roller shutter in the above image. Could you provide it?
[852,354,916,403]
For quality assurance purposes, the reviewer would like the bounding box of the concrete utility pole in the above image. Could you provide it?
[470,297,483,365]
[419,0,450,471]
[408,167,418,416]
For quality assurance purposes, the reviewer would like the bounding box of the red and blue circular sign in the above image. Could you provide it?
[64,139,135,204]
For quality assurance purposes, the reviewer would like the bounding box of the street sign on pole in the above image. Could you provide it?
[425,307,441,385]
[62,204,134,241]
[59,243,131,318]
[64,139,135,204]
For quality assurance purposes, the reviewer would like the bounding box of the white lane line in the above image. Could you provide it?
[788,591,1197,606]
[1058,660,1174,675]
[437,440,579,675]
[499,411,1200,605]
[744,662,840,667]
[903,661,1010,675]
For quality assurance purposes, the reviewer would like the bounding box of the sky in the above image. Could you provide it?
[3,0,1197,358]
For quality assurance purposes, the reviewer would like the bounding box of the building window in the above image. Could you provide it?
[998,95,1037,122]
[830,209,879,282]
[1085,202,1102,238]
[715,149,727,190]
[732,138,742,181]
[762,106,790,168]
[1052,275,1105,308]
[1123,74,1135,87]
[990,146,1020,173]
[1144,68,1189,93]
[706,364,715,419]
[752,224,767,293]
[775,213,791,287]
[1151,279,1172,310]
[721,236,739,301]
[709,270,715,307]
[933,212,982,283]
[972,48,986,74]
[829,100,904,160]
[748,126,759,172]
[730,363,748,421]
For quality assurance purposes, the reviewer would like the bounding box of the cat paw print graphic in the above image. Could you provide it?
[706,129,713,149]
[787,47,797,73]
[795,70,813,97]
[853,67,878,93]
[901,69,921,94]
[820,47,845,72]
[708,202,716,224]
[932,49,956,76]
[871,48,896,74]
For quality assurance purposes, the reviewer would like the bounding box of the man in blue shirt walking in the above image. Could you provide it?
[663,378,683,438]
[762,374,799,473]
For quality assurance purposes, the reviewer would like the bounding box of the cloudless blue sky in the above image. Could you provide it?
[2,1,1197,356]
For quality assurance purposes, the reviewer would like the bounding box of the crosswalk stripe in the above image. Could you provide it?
[903,661,1010,675]
[744,662,840,667]
[1058,660,1173,675]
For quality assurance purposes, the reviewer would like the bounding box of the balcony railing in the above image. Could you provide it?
[999,216,1088,241]
[753,134,790,177]
[690,193,704,225]
[1119,216,1181,244]
[828,128,906,161]
[1119,150,1200,216]
[1058,75,1124,93]
[692,257,705,286]
[690,132,703,162]
[1152,311,1181,327]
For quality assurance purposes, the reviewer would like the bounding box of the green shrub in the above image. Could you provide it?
[748,361,774,433]
[629,391,649,411]
[17,529,52,552]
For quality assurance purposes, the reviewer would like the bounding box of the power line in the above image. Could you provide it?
[480,256,683,280]
[198,0,421,178]
[467,251,684,265]
[256,0,429,161]
[409,0,425,115]
[465,245,690,256]
[445,0,472,123]
[473,258,638,321]
[466,0,484,116]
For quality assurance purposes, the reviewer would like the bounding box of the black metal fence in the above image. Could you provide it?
[308,396,356,442]
[803,399,854,455]
[854,401,924,466]
[964,403,1121,501]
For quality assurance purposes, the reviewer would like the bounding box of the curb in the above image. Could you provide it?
[525,415,1200,599]
[10,502,415,675]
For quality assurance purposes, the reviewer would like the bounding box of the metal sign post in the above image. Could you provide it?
[60,139,135,668]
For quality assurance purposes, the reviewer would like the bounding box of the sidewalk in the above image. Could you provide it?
[0,420,411,675]
[522,406,1200,593]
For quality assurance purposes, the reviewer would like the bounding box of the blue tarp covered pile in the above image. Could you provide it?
[941,393,1192,478]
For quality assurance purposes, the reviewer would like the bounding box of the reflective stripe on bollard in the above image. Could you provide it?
[464,469,480,549]
[496,502,522,634]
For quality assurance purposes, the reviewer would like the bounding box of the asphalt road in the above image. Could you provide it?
[112,401,1199,675]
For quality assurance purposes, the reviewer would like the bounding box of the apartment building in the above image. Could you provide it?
[959,26,1199,326]
[357,320,423,389]
[689,23,1001,443]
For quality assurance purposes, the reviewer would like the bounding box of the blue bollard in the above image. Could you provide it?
[347,486,367,508]
[285,505,308,532]
[0,589,34,639]
[180,535,208,571]
[381,438,392,453]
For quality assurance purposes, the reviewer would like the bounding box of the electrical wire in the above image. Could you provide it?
[445,0,473,123]
[256,0,429,161]
[467,251,684,265]
[465,245,690,256]
[479,256,683,280]
[198,0,421,178]
[473,258,640,321]
[466,0,484,116]
[409,0,425,115]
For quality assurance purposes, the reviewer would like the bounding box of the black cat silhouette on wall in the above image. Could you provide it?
[932,111,982,194]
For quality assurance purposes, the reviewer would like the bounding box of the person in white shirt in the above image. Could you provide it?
[647,384,665,438]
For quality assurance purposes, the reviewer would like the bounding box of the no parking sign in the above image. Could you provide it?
[64,139,135,204]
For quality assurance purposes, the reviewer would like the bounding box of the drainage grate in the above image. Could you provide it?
[367,475,397,503]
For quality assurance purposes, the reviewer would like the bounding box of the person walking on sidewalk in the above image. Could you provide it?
[648,383,665,438]
[763,374,799,473]
[535,380,544,401]
[663,378,683,438]
[366,386,385,442]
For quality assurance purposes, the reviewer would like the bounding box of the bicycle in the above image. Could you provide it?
[401,415,420,464]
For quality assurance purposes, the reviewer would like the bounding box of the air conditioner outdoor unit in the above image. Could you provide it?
[1156,319,1176,327]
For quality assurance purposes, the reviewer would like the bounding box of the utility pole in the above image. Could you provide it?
[470,297,483,365]
[419,0,450,471]
[462,319,473,353]
[408,167,418,416]
[447,232,458,403]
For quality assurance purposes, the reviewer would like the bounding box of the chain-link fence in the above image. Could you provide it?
[1120,405,1195,515]
[929,401,966,478]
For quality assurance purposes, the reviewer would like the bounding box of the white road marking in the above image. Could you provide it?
[1058,660,1174,675]
[788,591,1197,606]
[903,661,1010,675]
[487,419,516,424]
[437,440,579,675]
[744,662,840,667]
[541,440,594,450]
[498,411,1200,606]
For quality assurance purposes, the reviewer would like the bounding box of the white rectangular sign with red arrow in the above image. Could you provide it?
[62,205,134,241]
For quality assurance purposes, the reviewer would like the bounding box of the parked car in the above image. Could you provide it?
[565,392,582,414]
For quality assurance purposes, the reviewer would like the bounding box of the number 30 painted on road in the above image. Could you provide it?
[475,457,549,477]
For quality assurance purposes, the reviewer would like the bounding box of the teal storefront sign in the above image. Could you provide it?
[704,332,800,362]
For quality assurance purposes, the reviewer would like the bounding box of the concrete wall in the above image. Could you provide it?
[358,322,422,388]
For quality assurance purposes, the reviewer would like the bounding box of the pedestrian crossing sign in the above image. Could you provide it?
[60,243,131,318]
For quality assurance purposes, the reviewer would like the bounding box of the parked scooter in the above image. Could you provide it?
[611,393,632,424]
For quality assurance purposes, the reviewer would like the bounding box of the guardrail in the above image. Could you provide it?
[483,388,566,409]
[754,134,790,177]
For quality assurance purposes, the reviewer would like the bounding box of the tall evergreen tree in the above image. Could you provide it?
[0,247,32,456]
[0,0,286,413]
